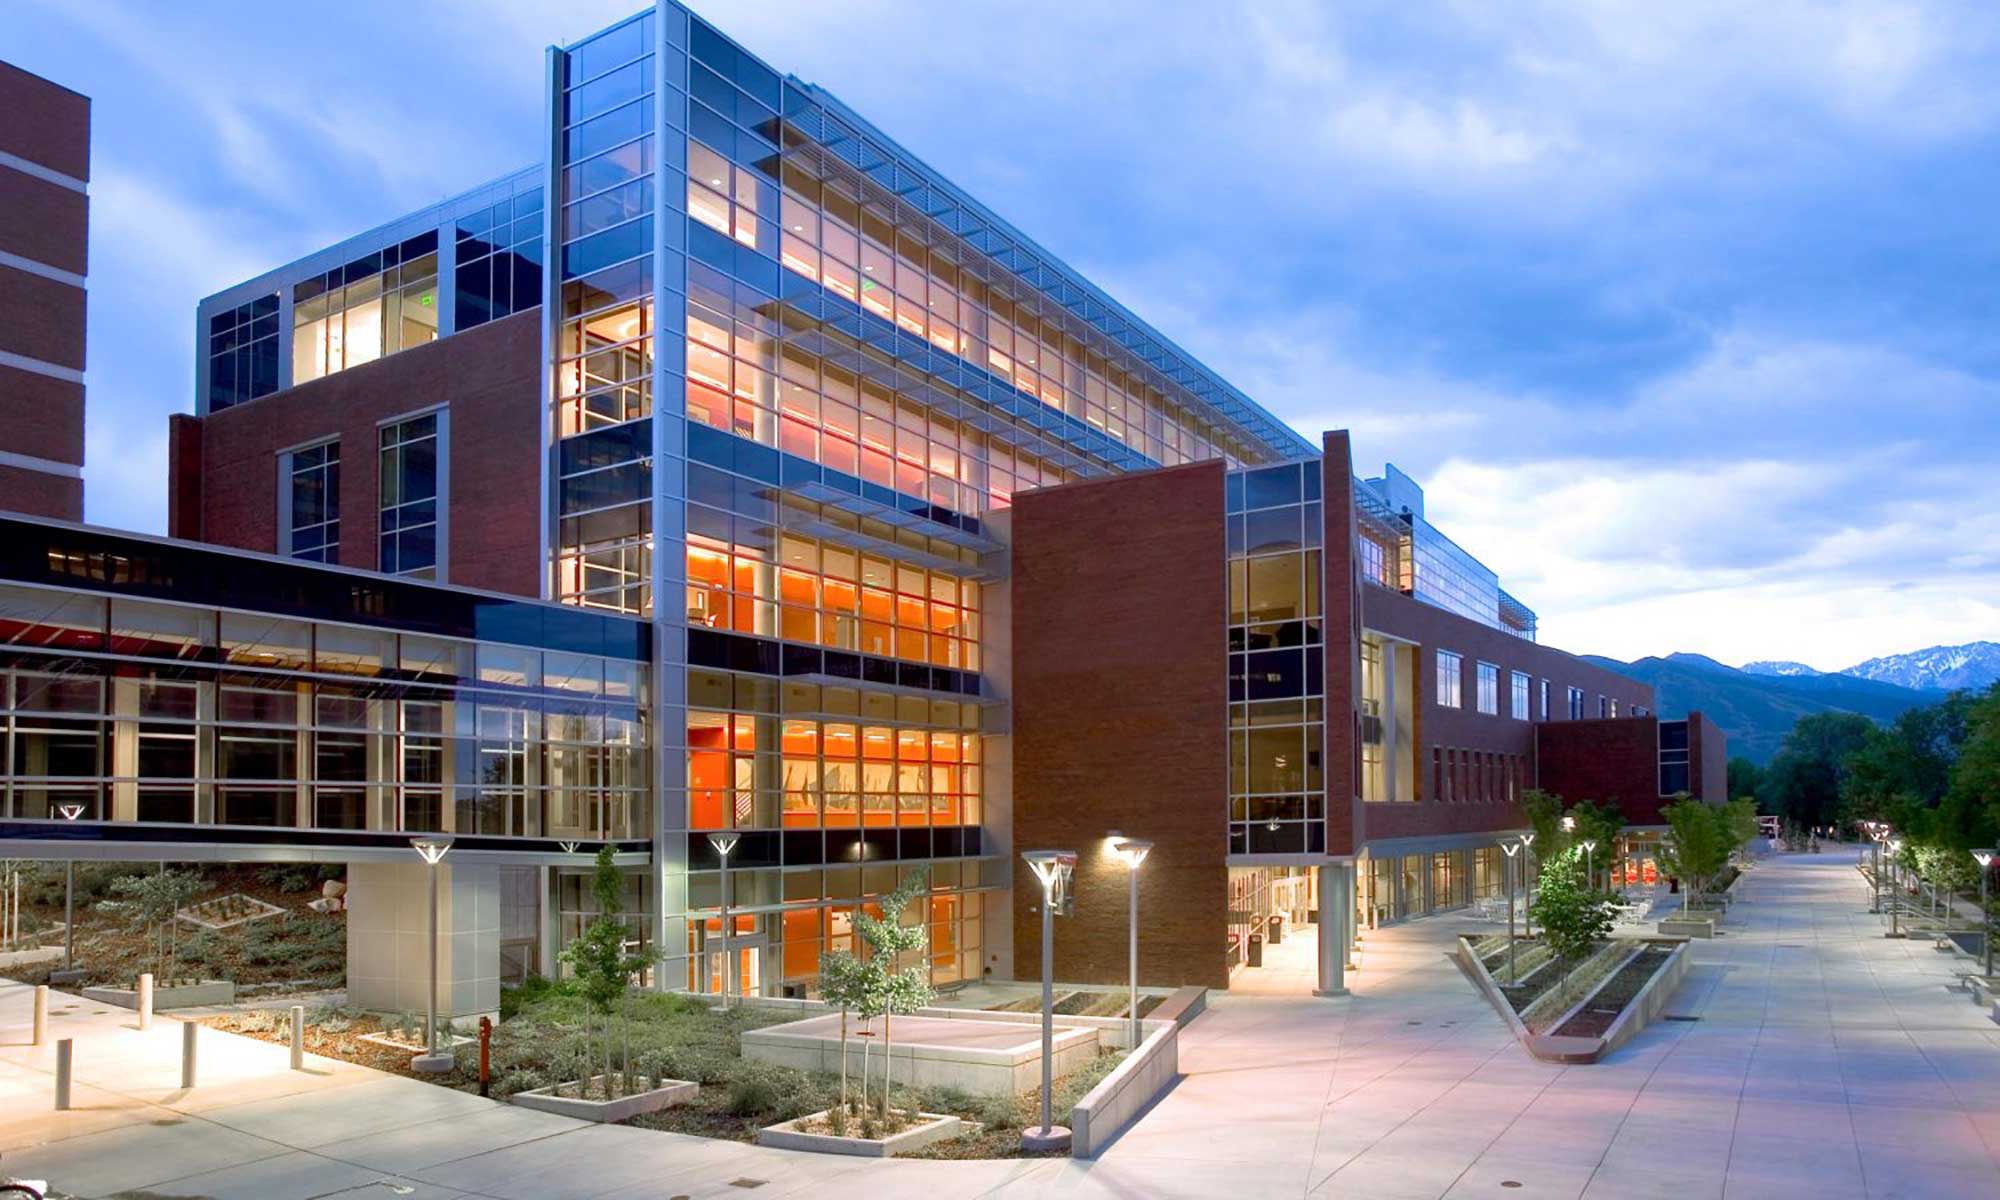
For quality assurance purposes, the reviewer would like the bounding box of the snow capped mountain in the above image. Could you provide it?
[1742,660,1822,677]
[1840,641,2000,692]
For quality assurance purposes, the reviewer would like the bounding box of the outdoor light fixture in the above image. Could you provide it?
[1562,815,1576,833]
[1112,838,1153,1050]
[409,837,454,1071]
[1886,839,1904,938]
[1501,839,1524,983]
[1519,833,1538,939]
[54,804,85,981]
[708,832,741,1010]
[1974,849,1996,981]
[1021,850,1077,1152]
[1582,839,1598,892]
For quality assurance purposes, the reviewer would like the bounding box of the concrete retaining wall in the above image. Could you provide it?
[1071,1018,1180,1158]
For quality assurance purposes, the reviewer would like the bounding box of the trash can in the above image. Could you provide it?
[1267,914,1285,945]
[1247,932,1264,967]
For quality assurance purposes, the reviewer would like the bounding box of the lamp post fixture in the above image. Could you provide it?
[1501,839,1524,983]
[1973,849,1996,981]
[1520,832,1538,940]
[51,803,86,983]
[410,837,454,1072]
[1022,850,1076,1153]
[1862,822,1881,912]
[1581,840,1598,893]
[707,832,740,1011]
[1111,839,1152,1050]
[1886,838,1903,938]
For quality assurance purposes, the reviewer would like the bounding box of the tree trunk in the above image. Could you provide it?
[881,1013,893,1117]
[859,1022,871,1122]
[838,1007,849,1111]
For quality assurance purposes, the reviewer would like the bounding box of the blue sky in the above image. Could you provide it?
[8,0,1997,668]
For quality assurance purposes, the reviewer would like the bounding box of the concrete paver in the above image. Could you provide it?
[2,847,1996,1198]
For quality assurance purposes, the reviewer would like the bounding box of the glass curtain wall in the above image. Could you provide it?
[0,583,650,838]
[1225,461,1325,856]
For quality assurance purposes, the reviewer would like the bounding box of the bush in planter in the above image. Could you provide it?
[1658,796,1729,915]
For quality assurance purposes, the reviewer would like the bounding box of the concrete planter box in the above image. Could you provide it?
[758,1110,965,1157]
[83,980,235,1010]
[743,1013,1099,1097]
[1600,940,1693,1057]
[509,1075,696,1123]
[1659,915,1717,938]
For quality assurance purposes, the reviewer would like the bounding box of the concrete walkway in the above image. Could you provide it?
[3,849,1997,1198]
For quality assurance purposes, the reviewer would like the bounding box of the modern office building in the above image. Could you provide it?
[0,61,89,521]
[2,3,1724,1015]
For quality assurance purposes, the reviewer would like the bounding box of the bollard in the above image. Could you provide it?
[33,984,48,1046]
[55,1037,72,1110]
[182,1021,198,1089]
[479,1015,492,1097]
[289,1004,305,1070]
[137,972,154,1030]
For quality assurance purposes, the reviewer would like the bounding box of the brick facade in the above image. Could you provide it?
[168,308,544,598]
[1010,461,1232,990]
[0,61,88,522]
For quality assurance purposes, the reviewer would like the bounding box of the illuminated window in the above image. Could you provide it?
[293,233,439,385]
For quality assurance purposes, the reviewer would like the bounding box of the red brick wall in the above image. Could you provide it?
[181,308,543,597]
[1322,432,1363,857]
[166,414,203,539]
[1690,711,1728,802]
[0,463,80,519]
[0,61,88,523]
[0,62,91,181]
[1011,461,1231,990]
[1535,716,1667,824]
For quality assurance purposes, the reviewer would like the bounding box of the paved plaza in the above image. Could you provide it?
[3,848,1998,1198]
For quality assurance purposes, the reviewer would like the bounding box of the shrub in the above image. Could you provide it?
[727,1070,782,1116]
[255,865,318,894]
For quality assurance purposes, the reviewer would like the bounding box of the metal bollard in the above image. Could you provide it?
[182,1020,198,1089]
[55,1037,72,1110]
[33,984,48,1046]
[137,972,154,1030]
[289,1004,305,1070]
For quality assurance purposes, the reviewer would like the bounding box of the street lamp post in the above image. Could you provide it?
[1886,839,1903,938]
[1520,832,1538,940]
[1582,840,1598,893]
[1863,822,1883,913]
[410,837,454,1072]
[1112,839,1152,1051]
[52,803,85,984]
[1501,839,1523,984]
[1973,849,1996,981]
[1022,850,1076,1153]
[707,832,740,1011]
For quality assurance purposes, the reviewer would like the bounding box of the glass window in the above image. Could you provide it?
[206,293,280,411]
[293,235,439,385]
[381,414,443,579]
[1567,686,1585,720]
[1435,650,1463,709]
[286,441,340,563]
[1476,661,1499,716]
[1511,670,1530,721]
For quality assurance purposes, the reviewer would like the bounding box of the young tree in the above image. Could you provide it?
[559,847,656,1093]
[852,866,935,1118]
[818,948,870,1116]
[99,869,203,982]
[1566,798,1626,890]
[1657,797,1727,913]
[1528,848,1615,1008]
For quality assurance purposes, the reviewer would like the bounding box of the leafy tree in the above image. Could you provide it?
[1657,796,1728,913]
[817,947,870,1116]
[851,867,934,1119]
[1723,797,1760,858]
[1528,848,1615,1008]
[1522,790,1569,864]
[1945,685,2000,848]
[1766,712,1874,831]
[99,869,204,982]
[1565,798,1625,890]
[1727,757,1764,810]
[558,847,657,1093]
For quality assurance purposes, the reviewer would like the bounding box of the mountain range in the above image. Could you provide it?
[1581,644,1997,765]
[1743,641,2000,693]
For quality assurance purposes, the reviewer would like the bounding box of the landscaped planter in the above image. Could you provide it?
[1659,913,1718,938]
[509,1075,697,1123]
[177,892,287,930]
[357,1029,474,1055]
[758,1109,967,1157]
[83,980,235,1009]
